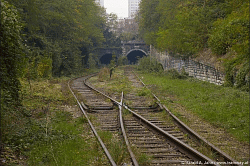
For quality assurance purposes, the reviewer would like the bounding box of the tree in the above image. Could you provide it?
[109,52,117,68]
[88,53,97,69]
[138,0,160,45]
[138,0,249,89]
[118,56,128,66]
[6,0,106,77]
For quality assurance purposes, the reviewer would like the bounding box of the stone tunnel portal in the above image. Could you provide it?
[126,49,147,64]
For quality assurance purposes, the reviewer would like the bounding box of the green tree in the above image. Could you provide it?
[120,32,134,42]
[208,1,249,56]
[7,0,106,77]
[109,53,117,68]
[138,0,160,45]
[118,56,128,66]
[138,0,249,90]
[88,53,97,69]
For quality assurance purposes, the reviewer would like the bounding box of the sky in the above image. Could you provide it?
[104,0,128,19]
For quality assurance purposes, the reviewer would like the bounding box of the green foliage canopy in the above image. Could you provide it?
[139,0,249,56]
[6,0,106,77]
[138,0,249,89]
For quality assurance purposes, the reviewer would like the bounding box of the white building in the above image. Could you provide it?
[128,0,141,18]
[95,0,104,7]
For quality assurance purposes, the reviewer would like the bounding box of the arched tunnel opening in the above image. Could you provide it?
[127,50,147,64]
[100,53,113,65]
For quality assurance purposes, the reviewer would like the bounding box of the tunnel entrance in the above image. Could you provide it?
[126,50,147,64]
[100,53,113,65]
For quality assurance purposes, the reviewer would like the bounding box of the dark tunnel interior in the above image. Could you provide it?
[100,53,113,64]
[127,50,146,64]
[100,50,146,65]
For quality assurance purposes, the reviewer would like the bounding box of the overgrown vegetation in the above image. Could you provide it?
[26,111,108,166]
[137,70,249,143]
[93,67,134,94]
[136,87,152,97]
[1,1,25,158]
[223,59,249,91]
[1,76,109,165]
[117,56,129,66]
[138,0,249,90]
[3,0,107,78]
[98,131,130,165]
[0,0,120,163]
[137,56,164,73]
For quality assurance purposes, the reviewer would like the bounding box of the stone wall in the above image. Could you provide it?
[151,47,225,85]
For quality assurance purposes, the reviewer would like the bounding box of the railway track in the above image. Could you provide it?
[68,67,239,166]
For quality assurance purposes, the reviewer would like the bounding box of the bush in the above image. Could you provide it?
[117,56,128,66]
[165,68,188,79]
[208,3,249,57]
[98,67,110,81]
[235,62,249,91]
[223,58,249,91]
[137,56,164,73]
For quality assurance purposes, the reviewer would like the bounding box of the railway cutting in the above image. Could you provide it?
[69,67,240,166]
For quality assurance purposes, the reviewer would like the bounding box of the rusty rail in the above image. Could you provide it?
[132,70,240,166]
[68,78,117,166]
[119,92,139,166]
[84,75,220,165]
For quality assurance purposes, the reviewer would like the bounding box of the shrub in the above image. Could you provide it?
[165,68,188,79]
[235,62,249,91]
[137,56,164,73]
[98,67,110,81]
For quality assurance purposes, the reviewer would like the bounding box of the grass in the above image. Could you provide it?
[89,67,135,94]
[137,71,249,143]
[130,146,152,166]
[1,70,112,165]
[21,78,108,165]
[136,87,152,97]
[98,131,130,165]
[26,114,108,166]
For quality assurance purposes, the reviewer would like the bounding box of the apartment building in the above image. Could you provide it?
[128,0,141,18]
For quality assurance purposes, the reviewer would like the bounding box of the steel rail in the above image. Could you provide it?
[68,78,117,166]
[122,104,219,166]
[84,75,219,165]
[83,76,139,165]
[119,92,139,166]
[132,70,240,166]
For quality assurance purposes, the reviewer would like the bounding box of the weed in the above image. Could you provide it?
[131,146,152,166]
[136,87,151,97]
[76,116,88,124]
[98,131,130,165]
[138,153,151,166]
[98,67,110,81]
[90,68,134,94]
[164,68,188,79]
[123,109,131,116]
[2,77,109,165]
[137,71,249,143]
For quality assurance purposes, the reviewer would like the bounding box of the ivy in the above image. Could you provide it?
[235,61,249,91]
[1,0,23,104]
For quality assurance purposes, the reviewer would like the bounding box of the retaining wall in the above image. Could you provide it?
[151,47,225,85]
